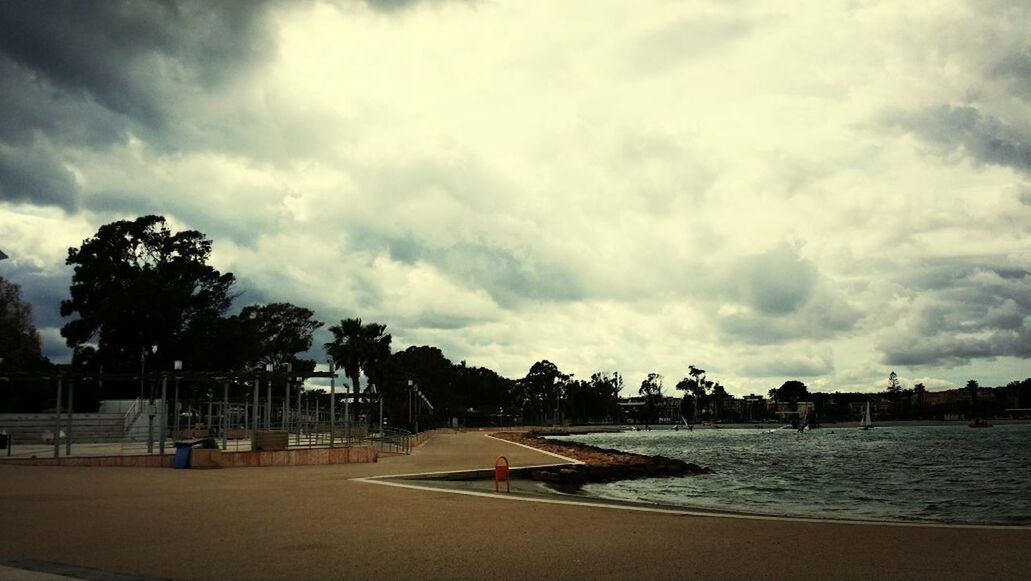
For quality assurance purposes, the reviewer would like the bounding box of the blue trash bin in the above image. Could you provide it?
[173,442,193,469]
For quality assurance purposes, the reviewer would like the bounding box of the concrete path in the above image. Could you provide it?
[1,431,1029,581]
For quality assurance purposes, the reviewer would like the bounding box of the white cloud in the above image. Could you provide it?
[1,0,1029,394]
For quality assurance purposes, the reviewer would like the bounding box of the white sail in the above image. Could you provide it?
[860,402,873,429]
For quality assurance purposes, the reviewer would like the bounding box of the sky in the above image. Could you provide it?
[0,0,1028,396]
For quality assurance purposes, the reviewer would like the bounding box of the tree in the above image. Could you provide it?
[913,383,926,406]
[965,379,980,412]
[516,360,567,425]
[675,376,696,421]
[710,382,728,421]
[0,276,46,370]
[887,371,902,418]
[60,215,235,370]
[324,318,392,395]
[770,380,809,411]
[639,373,663,424]
[237,303,323,368]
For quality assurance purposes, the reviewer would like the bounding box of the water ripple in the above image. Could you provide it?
[554,425,1031,525]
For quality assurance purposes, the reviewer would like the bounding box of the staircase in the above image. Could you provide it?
[0,413,125,444]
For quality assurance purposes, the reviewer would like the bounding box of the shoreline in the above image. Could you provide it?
[541,418,1031,431]
[493,427,1031,529]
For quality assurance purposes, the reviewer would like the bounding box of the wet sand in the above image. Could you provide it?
[1,431,1028,580]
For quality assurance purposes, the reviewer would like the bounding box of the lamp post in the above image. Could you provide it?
[284,362,292,433]
[265,363,273,429]
[145,344,158,453]
[328,356,335,447]
[407,379,414,429]
[172,360,182,438]
[252,364,259,439]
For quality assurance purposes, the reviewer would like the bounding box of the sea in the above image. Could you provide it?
[548,424,1031,526]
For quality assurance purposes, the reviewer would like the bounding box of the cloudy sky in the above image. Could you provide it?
[0,0,1028,395]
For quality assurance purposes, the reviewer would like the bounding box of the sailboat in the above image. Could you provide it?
[859,402,873,430]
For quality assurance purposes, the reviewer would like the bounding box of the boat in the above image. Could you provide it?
[968,418,993,428]
[859,402,873,430]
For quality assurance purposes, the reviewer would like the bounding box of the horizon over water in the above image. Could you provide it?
[551,425,1031,526]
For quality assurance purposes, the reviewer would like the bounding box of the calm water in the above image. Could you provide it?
[550,425,1031,525]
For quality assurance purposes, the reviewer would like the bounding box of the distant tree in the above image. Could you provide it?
[675,377,696,421]
[771,380,809,412]
[638,373,664,424]
[516,360,566,424]
[1008,378,1031,407]
[887,371,902,417]
[965,379,980,412]
[237,303,323,368]
[913,383,927,406]
[324,318,392,397]
[60,215,235,371]
[710,382,729,421]
[0,276,47,371]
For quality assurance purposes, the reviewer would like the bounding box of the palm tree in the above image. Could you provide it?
[324,318,392,403]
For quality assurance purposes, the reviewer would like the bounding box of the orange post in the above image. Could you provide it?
[494,455,511,493]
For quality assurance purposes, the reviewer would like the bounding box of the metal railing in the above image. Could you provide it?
[122,398,142,438]
[367,426,412,454]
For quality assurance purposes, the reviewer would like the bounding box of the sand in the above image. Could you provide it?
[1,431,1028,580]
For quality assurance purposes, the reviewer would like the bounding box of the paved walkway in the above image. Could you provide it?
[1,431,1029,580]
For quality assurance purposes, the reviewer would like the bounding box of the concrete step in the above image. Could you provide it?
[0,414,126,444]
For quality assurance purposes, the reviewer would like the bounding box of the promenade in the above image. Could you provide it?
[1,431,1029,580]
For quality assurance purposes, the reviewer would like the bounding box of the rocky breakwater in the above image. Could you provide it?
[492,430,712,492]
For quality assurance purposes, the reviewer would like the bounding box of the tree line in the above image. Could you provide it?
[1,215,1029,426]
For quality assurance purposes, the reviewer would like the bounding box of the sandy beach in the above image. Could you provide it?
[1,431,1029,581]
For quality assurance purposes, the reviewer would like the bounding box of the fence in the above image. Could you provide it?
[0,394,422,460]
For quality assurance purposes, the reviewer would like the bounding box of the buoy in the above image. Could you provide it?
[771,458,779,465]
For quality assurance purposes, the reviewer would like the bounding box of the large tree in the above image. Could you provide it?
[516,360,566,424]
[237,302,323,368]
[0,276,46,370]
[60,215,235,370]
[770,380,809,407]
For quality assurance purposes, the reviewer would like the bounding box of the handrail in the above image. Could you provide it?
[122,398,142,437]
[373,426,413,454]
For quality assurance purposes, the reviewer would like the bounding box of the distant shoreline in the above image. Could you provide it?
[555,418,1031,431]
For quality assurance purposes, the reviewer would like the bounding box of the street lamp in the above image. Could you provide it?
[284,362,292,433]
[327,356,335,447]
[140,344,157,400]
[172,360,183,438]
[408,379,414,429]
[265,363,273,429]
[145,344,158,453]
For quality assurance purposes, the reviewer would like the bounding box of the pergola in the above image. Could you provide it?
[1,368,344,459]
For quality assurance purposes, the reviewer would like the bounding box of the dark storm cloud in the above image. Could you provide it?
[0,142,80,209]
[0,0,276,210]
[0,0,274,127]
[0,58,127,147]
[884,105,1031,174]
[1,263,72,329]
[880,263,1031,366]
[385,233,586,306]
[729,245,817,315]
[991,47,1031,99]
[713,246,861,345]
